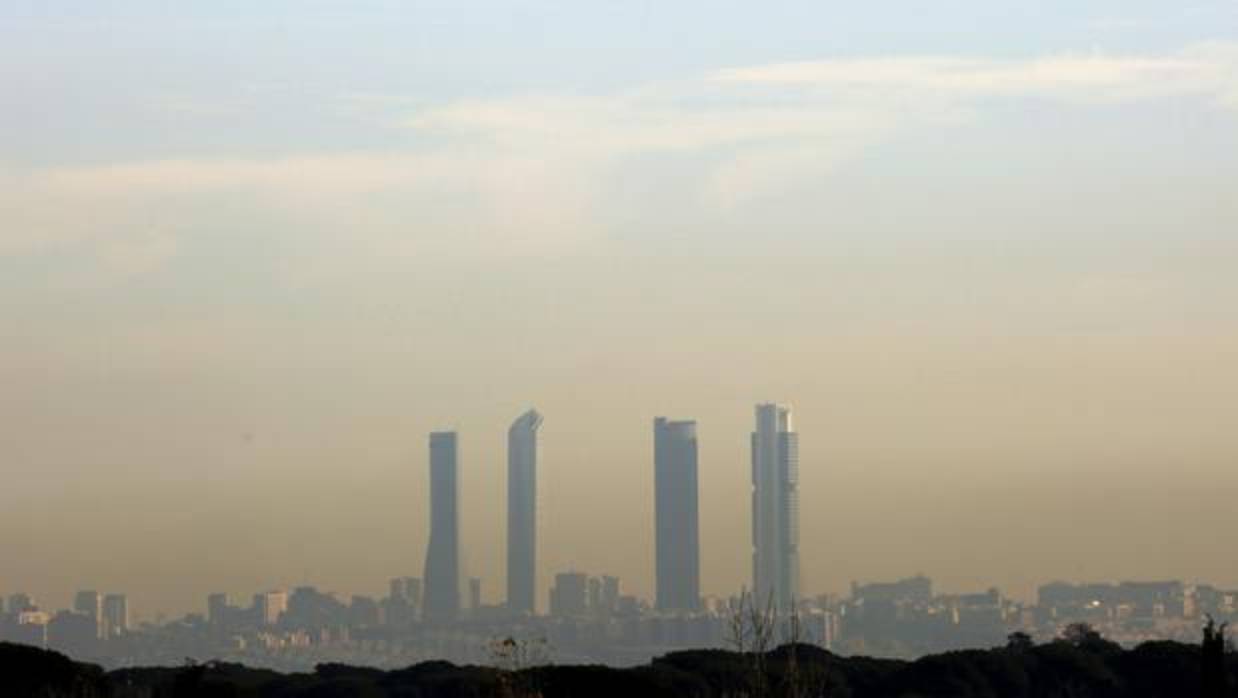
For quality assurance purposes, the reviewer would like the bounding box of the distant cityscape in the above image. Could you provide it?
[4,575,1234,672]
[3,403,1234,669]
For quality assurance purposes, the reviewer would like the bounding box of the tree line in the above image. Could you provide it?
[0,619,1232,697]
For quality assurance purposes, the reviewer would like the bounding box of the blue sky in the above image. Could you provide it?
[4,1,1237,164]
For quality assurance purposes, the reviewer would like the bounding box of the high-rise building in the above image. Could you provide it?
[382,578,417,627]
[7,593,35,614]
[549,572,589,617]
[654,417,701,613]
[284,586,348,629]
[587,577,602,615]
[388,578,406,602]
[102,594,129,638]
[349,595,381,627]
[11,611,49,648]
[751,403,800,612]
[404,577,423,617]
[48,610,97,656]
[506,409,542,615]
[423,431,460,623]
[253,591,287,627]
[73,590,103,639]
[601,575,620,615]
[387,577,422,610]
[207,593,233,626]
[469,578,482,612]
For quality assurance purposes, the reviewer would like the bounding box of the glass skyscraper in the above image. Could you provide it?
[751,403,799,612]
[423,431,460,623]
[506,409,542,615]
[654,417,701,612]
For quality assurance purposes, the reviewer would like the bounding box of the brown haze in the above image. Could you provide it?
[2,5,1237,622]
[4,238,1237,620]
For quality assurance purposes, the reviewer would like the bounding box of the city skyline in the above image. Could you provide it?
[6,570,1235,671]
[3,1,1237,622]
[6,394,1238,620]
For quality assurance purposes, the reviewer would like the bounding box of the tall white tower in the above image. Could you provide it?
[751,403,799,612]
[507,409,542,615]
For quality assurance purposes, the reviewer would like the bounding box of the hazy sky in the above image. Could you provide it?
[2,1,1237,621]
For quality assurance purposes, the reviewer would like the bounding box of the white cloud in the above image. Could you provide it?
[3,42,1236,280]
[712,43,1238,107]
[409,95,886,154]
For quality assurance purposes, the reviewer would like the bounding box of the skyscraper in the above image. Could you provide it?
[404,577,423,617]
[468,577,482,613]
[601,575,620,615]
[751,403,800,612]
[101,594,129,638]
[506,409,542,615]
[654,417,701,612]
[7,594,35,613]
[252,590,287,627]
[207,593,231,626]
[73,590,103,639]
[422,431,460,623]
[549,572,589,617]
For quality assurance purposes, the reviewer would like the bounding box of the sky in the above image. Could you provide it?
[2,1,1237,621]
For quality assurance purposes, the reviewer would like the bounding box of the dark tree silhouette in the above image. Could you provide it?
[1202,615,1230,698]
[1062,622,1102,647]
[6,632,1238,698]
[1006,631,1035,652]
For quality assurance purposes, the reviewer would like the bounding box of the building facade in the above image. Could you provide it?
[422,431,461,623]
[102,594,129,638]
[73,590,103,639]
[549,572,589,617]
[253,590,287,627]
[654,417,701,612]
[506,409,543,615]
[751,403,799,612]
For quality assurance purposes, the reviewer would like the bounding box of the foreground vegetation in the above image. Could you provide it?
[1,621,1232,697]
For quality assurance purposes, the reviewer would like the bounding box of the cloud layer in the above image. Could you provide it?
[3,43,1236,279]
[714,43,1238,105]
